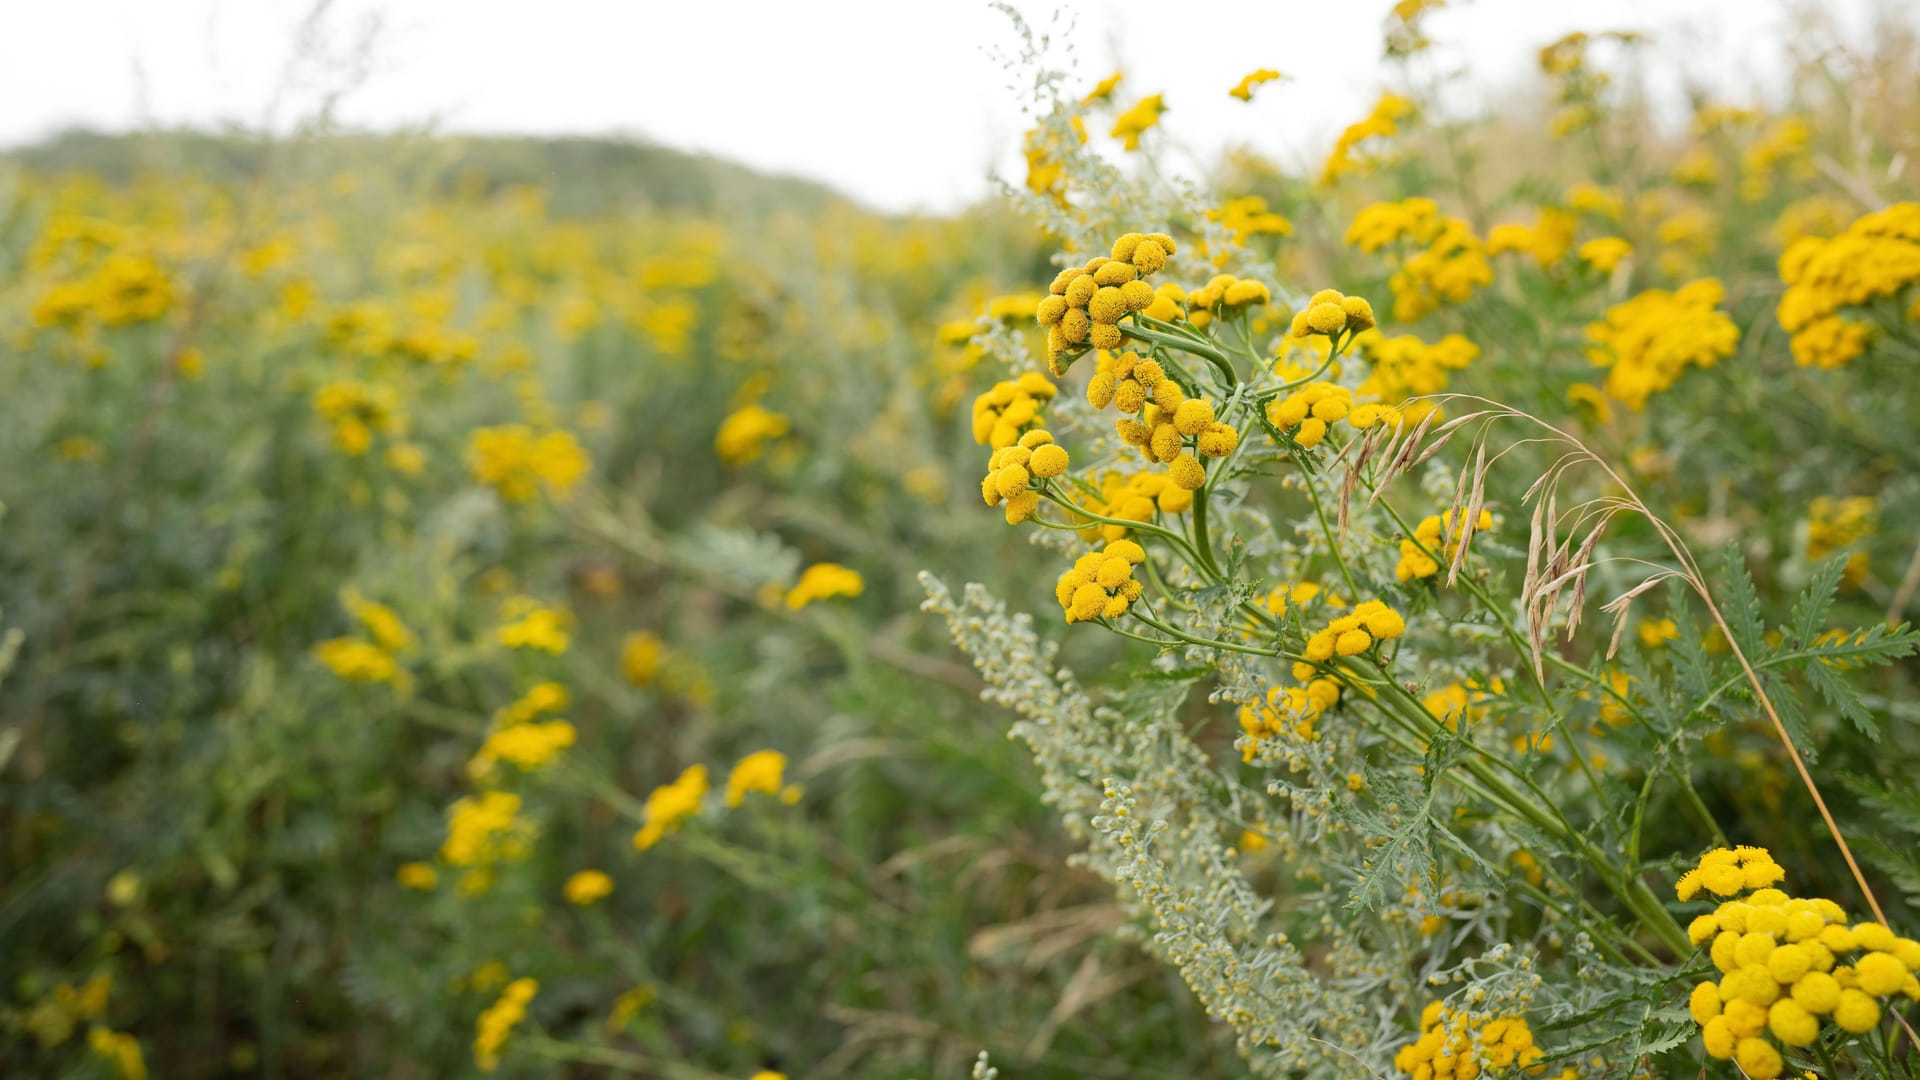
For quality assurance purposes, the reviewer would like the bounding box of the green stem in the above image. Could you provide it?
[1353,657,1689,955]
[1131,609,1301,660]
[1372,494,1611,800]
[1192,482,1224,579]
[1121,317,1238,386]
[1039,490,1206,571]
[1301,472,1359,596]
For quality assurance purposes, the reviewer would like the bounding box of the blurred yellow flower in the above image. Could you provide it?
[784,563,864,610]
[467,425,589,502]
[623,631,665,685]
[725,750,788,807]
[634,764,710,850]
[1229,68,1283,102]
[1110,94,1165,151]
[714,404,791,465]
[397,862,438,890]
[473,977,537,1072]
[563,869,614,905]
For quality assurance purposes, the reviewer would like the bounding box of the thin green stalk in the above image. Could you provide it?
[1039,490,1207,571]
[1131,609,1301,661]
[1301,472,1359,595]
[1353,657,1689,954]
[1372,493,1610,800]
[1191,483,1224,579]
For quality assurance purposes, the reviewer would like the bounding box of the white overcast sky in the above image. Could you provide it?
[0,0,1892,212]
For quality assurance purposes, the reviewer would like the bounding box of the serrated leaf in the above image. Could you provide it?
[1788,557,1847,648]
[1719,541,1765,657]
[1665,582,1721,715]
[1766,674,1818,763]
[1853,835,1920,905]
[1846,774,1920,834]
[1799,622,1920,668]
[1346,756,1442,912]
[1803,658,1878,742]
[1626,1008,1698,1059]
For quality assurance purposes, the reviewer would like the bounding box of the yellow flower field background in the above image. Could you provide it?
[4,4,1920,1078]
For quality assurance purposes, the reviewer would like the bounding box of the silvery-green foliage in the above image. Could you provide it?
[922,573,1442,1076]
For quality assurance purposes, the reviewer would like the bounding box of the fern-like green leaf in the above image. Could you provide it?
[1719,541,1765,657]
[1803,658,1877,742]
[1787,557,1846,648]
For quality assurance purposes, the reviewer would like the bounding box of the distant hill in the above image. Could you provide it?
[1,128,858,218]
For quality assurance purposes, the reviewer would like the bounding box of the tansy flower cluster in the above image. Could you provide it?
[1740,117,1814,201]
[784,562,864,610]
[495,682,567,725]
[1678,846,1920,1078]
[472,977,536,1072]
[497,595,571,653]
[1021,114,1087,205]
[468,711,576,779]
[1395,219,1493,320]
[1805,495,1875,584]
[724,749,793,807]
[633,764,709,850]
[1777,203,1920,369]
[396,861,437,890]
[1054,540,1147,624]
[1393,1001,1551,1078]
[1321,92,1415,186]
[714,403,791,464]
[88,1028,146,1080]
[312,380,406,457]
[971,373,1058,448]
[30,251,176,331]
[466,424,589,503]
[1342,204,1492,321]
[1035,233,1177,367]
[1266,380,1400,451]
[1584,279,1739,409]
[1286,287,1377,345]
[1565,182,1625,221]
[1486,209,1578,269]
[632,751,797,850]
[1396,509,1494,582]
[1302,600,1407,661]
[1109,94,1165,151]
[1229,68,1283,102]
[313,638,405,686]
[1076,469,1192,541]
[1577,237,1633,273]
[440,791,535,886]
[1424,680,1550,755]
[313,590,415,690]
[1262,580,1342,618]
[1088,352,1240,491]
[1082,71,1123,105]
[1183,272,1273,329]
[1237,678,1341,760]
[1348,198,1443,254]
[1536,30,1642,138]
[980,428,1069,525]
[1207,196,1293,250]
[1353,331,1476,414]
[563,869,613,906]
[622,631,665,685]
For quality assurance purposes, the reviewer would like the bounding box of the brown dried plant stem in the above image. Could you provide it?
[1427,395,1891,930]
